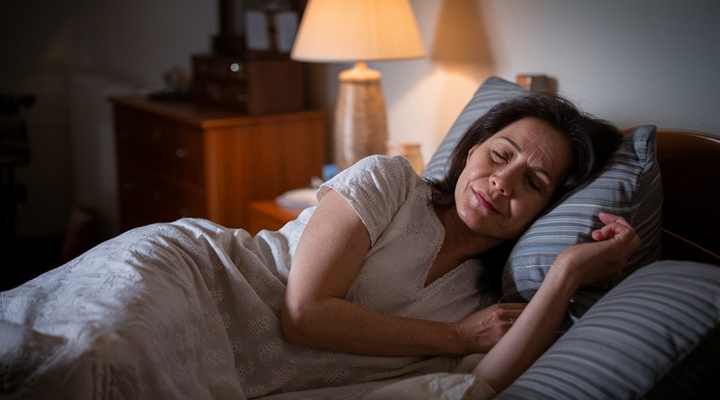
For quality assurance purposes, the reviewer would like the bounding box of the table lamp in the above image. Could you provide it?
[291,0,426,170]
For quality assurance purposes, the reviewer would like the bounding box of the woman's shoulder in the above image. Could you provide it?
[323,155,422,193]
[317,155,429,243]
[351,154,417,178]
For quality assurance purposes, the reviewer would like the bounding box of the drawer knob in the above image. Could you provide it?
[175,148,188,158]
[178,207,192,217]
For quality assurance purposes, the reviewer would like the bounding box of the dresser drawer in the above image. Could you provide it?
[115,107,205,186]
[118,164,206,230]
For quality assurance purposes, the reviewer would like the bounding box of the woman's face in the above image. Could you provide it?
[454,117,572,241]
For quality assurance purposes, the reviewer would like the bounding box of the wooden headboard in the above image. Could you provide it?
[654,129,720,265]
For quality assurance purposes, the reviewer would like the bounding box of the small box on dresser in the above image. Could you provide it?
[191,54,305,115]
[109,95,324,233]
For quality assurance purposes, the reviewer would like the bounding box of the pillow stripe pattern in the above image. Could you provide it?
[496,260,720,400]
[421,77,527,183]
[502,125,663,322]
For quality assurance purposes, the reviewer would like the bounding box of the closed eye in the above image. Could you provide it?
[491,150,508,164]
[527,177,542,191]
[527,174,551,195]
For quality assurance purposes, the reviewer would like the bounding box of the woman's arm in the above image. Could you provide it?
[281,189,523,356]
[472,212,641,392]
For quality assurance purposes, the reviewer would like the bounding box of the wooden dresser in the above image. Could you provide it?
[109,96,324,232]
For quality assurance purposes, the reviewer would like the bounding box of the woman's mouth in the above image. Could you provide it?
[473,189,499,214]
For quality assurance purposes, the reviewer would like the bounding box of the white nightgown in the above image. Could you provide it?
[0,155,496,400]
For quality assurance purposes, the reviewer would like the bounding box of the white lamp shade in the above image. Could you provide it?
[291,0,426,62]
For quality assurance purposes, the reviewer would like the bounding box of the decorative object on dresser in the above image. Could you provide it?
[290,0,426,170]
[191,54,305,114]
[109,95,324,233]
[515,74,552,93]
[386,141,424,175]
[212,0,304,56]
[193,0,307,114]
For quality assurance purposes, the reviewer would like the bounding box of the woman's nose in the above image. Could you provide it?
[491,169,516,196]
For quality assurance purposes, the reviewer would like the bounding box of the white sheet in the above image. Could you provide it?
[0,218,483,399]
[362,373,495,400]
[1,219,249,399]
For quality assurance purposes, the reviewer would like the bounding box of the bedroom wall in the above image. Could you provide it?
[312,0,720,165]
[0,0,215,238]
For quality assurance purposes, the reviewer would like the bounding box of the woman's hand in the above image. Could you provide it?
[553,212,641,288]
[472,212,641,393]
[452,303,526,353]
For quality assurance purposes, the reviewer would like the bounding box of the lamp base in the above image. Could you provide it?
[334,63,388,170]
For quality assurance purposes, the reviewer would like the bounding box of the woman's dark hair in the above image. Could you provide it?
[429,92,622,207]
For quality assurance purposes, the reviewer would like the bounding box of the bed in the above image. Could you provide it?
[1,76,719,399]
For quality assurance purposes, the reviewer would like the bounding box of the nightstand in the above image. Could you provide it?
[247,200,307,235]
[109,96,324,232]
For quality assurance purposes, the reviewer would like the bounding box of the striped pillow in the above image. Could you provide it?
[496,260,720,399]
[501,125,663,326]
[421,76,527,183]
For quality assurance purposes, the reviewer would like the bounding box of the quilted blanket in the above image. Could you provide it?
[0,219,476,399]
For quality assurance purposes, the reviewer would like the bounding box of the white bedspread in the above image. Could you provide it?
[2,219,252,399]
[0,219,480,399]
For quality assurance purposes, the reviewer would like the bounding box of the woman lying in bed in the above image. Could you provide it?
[0,93,635,399]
